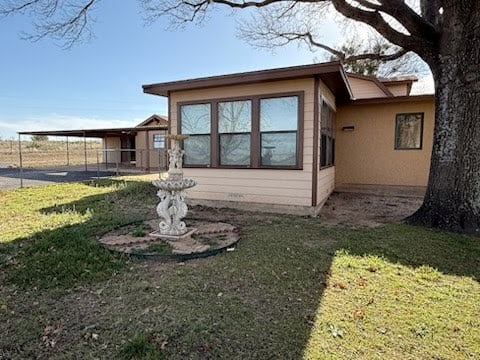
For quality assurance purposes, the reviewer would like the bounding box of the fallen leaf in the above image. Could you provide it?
[353,308,366,320]
[358,279,367,287]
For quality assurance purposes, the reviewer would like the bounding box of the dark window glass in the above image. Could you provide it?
[259,96,299,167]
[181,104,211,134]
[183,135,211,166]
[261,132,297,166]
[220,134,250,166]
[181,103,211,165]
[320,134,327,167]
[218,100,251,166]
[153,134,165,149]
[260,96,298,131]
[320,101,336,167]
[218,100,251,133]
[395,113,423,149]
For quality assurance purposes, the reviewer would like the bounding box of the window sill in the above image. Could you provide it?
[183,166,304,171]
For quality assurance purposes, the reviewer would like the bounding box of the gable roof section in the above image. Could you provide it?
[347,73,394,98]
[135,114,168,127]
[143,61,353,104]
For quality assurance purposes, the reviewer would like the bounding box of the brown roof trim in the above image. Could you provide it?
[143,61,353,102]
[346,94,435,106]
[135,114,168,127]
[18,125,168,138]
[346,73,394,97]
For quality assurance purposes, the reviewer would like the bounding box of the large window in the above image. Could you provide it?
[260,96,298,167]
[218,100,252,166]
[179,93,302,169]
[320,101,336,168]
[395,113,423,150]
[181,103,211,166]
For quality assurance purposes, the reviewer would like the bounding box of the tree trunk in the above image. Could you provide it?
[408,2,480,234]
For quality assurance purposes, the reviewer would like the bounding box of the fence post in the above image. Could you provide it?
[66,136,70,166]
[96,150,100,179]
[83,132,88,172]
[18,134,23,188]
[116,149,119,176]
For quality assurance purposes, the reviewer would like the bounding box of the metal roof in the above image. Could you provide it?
[18,125,168,138]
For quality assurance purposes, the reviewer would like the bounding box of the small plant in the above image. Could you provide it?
[413,323,428,338]
[119,333,166,360]
[132,225,146,237]
[145,242,172,255]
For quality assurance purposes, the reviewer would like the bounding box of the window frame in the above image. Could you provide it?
[178,91,304,170]
[319,100,336,169]
[394,112,424,150]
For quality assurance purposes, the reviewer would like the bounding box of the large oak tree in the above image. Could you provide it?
[2,0,479,233]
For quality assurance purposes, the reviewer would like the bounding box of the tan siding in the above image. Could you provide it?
[336,100,434,187]
[103,137,121,164]
[170,78,315,207]
[348,77,387,99]
[384,83,409,96]
[135,129,168,169]
[314,81,337,206]
[317,167,335,205]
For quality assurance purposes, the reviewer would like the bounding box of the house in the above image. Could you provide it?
[142,61,434,215]
[102,114,169,169]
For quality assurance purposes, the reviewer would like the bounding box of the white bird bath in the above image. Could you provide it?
[150,135,197,238]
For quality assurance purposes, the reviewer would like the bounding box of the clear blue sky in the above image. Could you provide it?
[0,1,343,139]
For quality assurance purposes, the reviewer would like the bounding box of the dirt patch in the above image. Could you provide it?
[319,192,422,228]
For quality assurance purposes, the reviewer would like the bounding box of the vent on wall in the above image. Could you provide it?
[342,125,355,132]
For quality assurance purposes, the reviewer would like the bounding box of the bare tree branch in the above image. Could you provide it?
[1,0,99,49]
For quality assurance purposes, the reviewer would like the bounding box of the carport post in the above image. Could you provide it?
[83,132,87,172]
[18,134,23,188]
[96,150,100,179]
[66,136,70,166]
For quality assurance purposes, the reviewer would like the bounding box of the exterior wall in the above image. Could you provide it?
[348,77,387,99]
[135,129,168,169]
[384,83,409,96]
[317,167,335,205]
[317,81,336,206]
[169,78,316,208]
[335,99,434,187]
[102,137,121,164]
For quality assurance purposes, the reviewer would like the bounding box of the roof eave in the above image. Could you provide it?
[142,61,352,102]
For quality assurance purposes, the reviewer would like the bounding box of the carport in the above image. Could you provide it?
[16,125,168,188]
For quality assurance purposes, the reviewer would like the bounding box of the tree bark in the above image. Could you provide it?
[408,2,480,234]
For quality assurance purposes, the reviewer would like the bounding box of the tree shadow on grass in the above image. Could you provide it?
[0,179,156,288]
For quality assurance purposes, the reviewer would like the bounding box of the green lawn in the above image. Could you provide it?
[0,178,479,359]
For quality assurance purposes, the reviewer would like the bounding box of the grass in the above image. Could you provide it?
[144,242,172,255]
[119,333,167,359]
[132,224,147,237]
[0,177,479,359]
